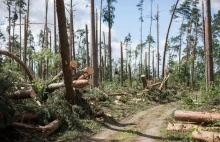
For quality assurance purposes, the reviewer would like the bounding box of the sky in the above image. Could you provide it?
[0,0,220,70]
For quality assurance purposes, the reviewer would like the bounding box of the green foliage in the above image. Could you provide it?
[183,97,193,105]
[102,0,117,28]
[0,74,15,129]
[201,83,220,105]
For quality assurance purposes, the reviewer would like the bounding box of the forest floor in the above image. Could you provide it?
[85,102,180,142]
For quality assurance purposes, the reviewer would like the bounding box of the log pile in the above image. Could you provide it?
[4,59,94,137]
[167,110,220,141]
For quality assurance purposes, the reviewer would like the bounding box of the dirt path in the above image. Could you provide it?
[88,102,179,142]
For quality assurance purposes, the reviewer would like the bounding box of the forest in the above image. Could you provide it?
[0,0,220,141]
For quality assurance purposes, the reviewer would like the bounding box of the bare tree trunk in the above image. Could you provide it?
[85,24,89,66]
[24,15,27,72]
[205,0,214,88]
[99,0,103,83]
[103,31,106,79]
[179,17,184,72]
[128,63,132,87]
[162,0,179,77]
[152,50,155,81]
[45,0,48,48]
[120,41,123,87]
[156,5,159,78]
[56,0,76,104]
[19,0,22,63]
[108,1,112,82]
[69,0,73,60]
[148,0,153,78]
[202,0,207,91]
[91,0,98,87]
[145,52,147,78]
[8,2,11,55]
[95,9,99,84]
[54,0,57,53]
[186,21,192,63]
[191,14,198,86]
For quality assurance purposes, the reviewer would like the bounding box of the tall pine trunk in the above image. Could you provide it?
[91,0,98,87]
[120,41,123,86]
[162,0,179,77]
[54,0,57,53]
[191,14,198,86]
[69,0,73,60]
[56,0,75,104]
[85,24,89,66]
[205,0,214,88]
[99,0,103,83]
[156,5,159,78]
[108,0,112,82]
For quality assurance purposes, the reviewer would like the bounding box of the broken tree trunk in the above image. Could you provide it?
[147,82,161,88]
[141,75,147,89]
[0,49,33,81]
[11,120,61,136]
[47,79,92,91]
[192,130,220,142]
[9,90,36,99]
[174,110,220,123]
[72,67,94,80]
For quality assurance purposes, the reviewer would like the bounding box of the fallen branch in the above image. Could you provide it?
[192,130,220,142]
[108,93,127,96]
[11,119,62,136]
[15,112,39,121]
[174,110,220,123]
[148,82,161,88]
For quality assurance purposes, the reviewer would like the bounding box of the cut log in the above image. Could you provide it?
[174,110,220,123]
[11,119,61,136]
[48,71,63,84]
[115,95,125,101]
[47,79,92,91]
[9,90,36,99]
[70,60,78,68]
[78,73,89,80]
[167,122,198,131]
[141,75,147,89]
[192,130,220,142]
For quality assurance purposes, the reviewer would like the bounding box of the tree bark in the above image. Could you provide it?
[205,0,214,88]
[23,15,27,70]
[141,75,147,89]
[99,0,103,83]
[56,0,75,104]
[174,110,220,123]
[202,0,207,91]
[19,0,22,64]
[69,0,73,60]
[91,0,98,87]
[191,14,198,86]
[47,79,92,91]
[156,5,159,78]
[108,1,112,82]
[95,9,99,83]
[192,130,220,142]
[54,0,57,53]
[162,0,179,77]
[85,24,89,66]
[120,41,123,87]
[9,90,36,99]
[128,63,132,87]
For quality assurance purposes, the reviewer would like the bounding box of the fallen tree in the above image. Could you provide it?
[11,119,61,136]
[192,130,220,142]
[0,49,33,82]
[47,79,92,91]
[174,110,220,123]
[9,90,36,99]
[72,67,94,80]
